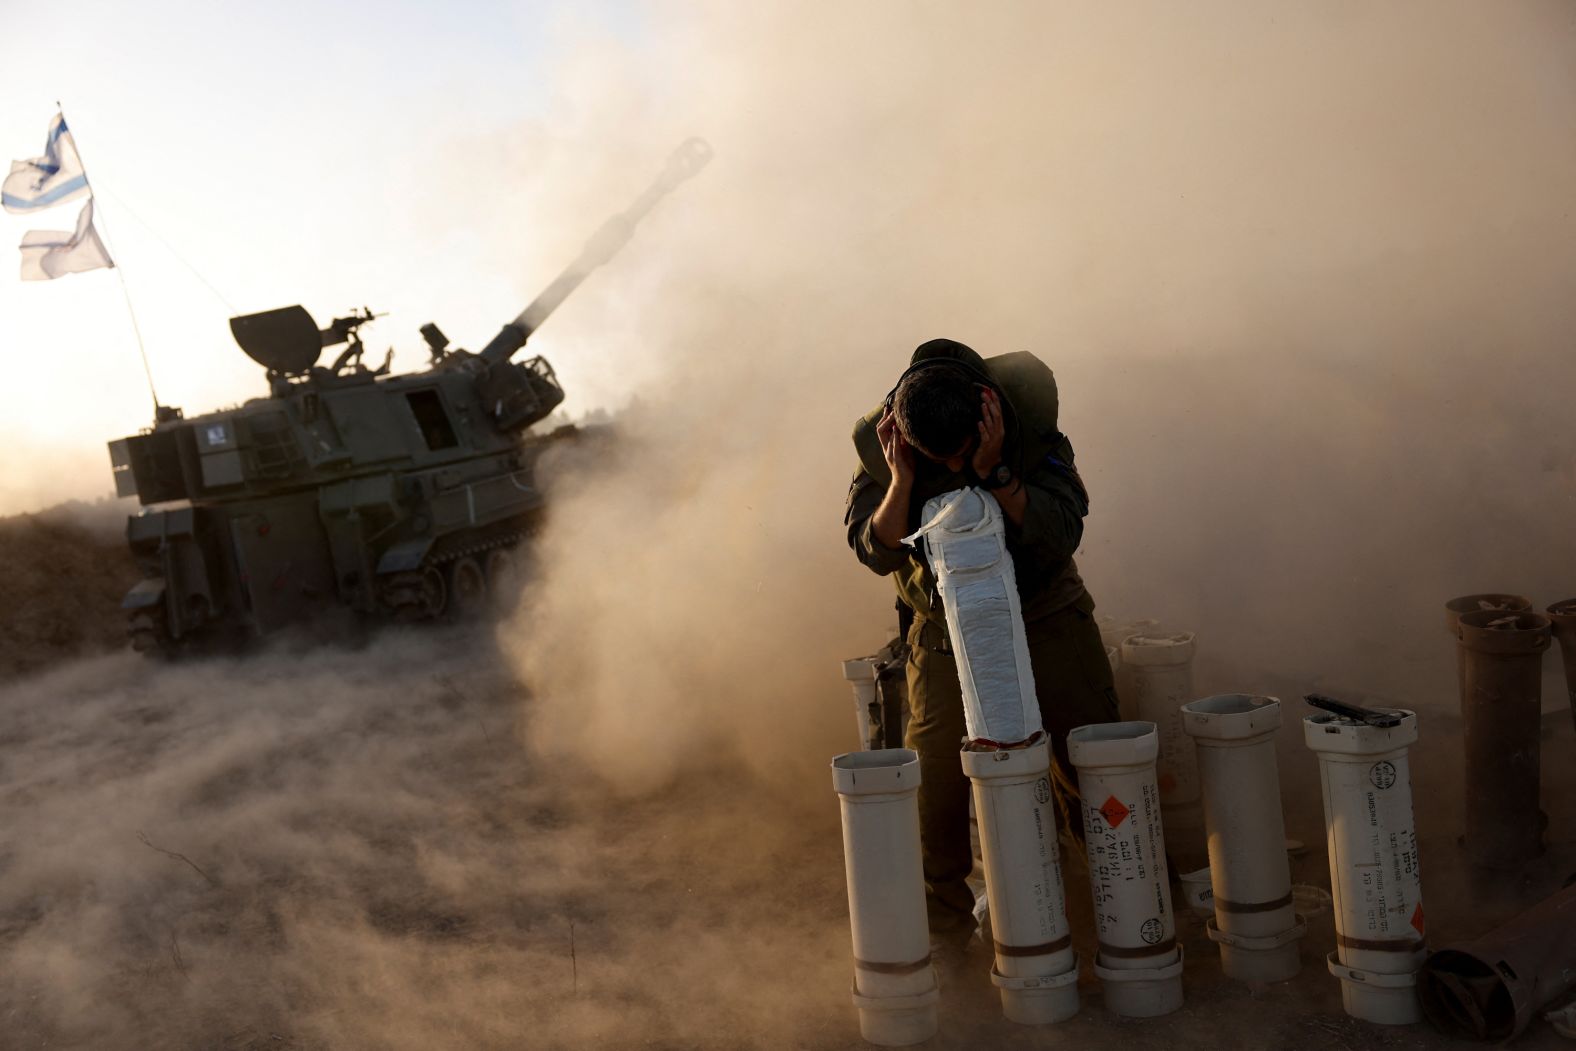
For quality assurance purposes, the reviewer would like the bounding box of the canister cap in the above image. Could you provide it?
[1121,632,1196,666]
[1444,593,1531,635]
[840,658,878,682]
[1069,721,1159,768]
[1182,694,1281,742]
[1457,610,1552,655]
[1302,709,1418,755]
[1548,599,1576,639]
[832,748,921,796]
[1099,617,1161,648]
[959,736,1052,781]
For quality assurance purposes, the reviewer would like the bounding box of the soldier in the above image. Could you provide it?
[844,337,1118,949]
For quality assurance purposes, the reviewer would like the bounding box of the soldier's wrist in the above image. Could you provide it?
[977,461,1014,491]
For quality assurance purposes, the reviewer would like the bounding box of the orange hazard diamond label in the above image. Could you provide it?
[1099,795,1130,829]
[1158,772,1177,793]
[1410,903,1426,936]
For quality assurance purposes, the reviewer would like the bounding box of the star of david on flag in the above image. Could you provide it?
[4,113,113,280]
[3,114,90,214]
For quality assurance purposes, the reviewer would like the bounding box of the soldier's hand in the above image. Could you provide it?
[877,408,915,485]
[972,386,1006,478]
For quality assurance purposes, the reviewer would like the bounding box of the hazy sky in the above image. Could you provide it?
[5,0,1576,532]
[0,0,647,511]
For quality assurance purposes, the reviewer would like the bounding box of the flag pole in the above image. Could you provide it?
[55,101,163,418]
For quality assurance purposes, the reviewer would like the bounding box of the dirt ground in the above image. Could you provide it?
[0,503,139,680]
[0,605,1572,1051]
[2,503,1574,1050]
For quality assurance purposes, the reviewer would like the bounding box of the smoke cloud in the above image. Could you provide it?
[501,0,1576,792]
[0,445,121,517]
[6,3,1576,1047]
[0,632,856,1048]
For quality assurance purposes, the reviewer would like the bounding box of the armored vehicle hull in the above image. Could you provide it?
[108,138,710,654]
[112,364,571,651]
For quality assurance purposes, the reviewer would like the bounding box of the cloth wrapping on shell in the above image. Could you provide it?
[905,487,1041,744]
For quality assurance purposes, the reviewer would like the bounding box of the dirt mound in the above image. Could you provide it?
[0,503,138,679]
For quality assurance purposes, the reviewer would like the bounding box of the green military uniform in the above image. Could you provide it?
[844,341,1118,937]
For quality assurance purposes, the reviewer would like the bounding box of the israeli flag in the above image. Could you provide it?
[3,114,90,214]
[19,198,114,280]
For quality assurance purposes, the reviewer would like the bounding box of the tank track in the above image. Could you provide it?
[379,527,527,621]
[127,609,168,656]
[127,522,535,653]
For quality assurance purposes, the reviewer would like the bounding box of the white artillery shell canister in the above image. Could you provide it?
[1303,710,1425,1026]
[906,488,1040,744]
[959,738,1080,1025]
[1098,617,1160,721]
[1120,633,1204,858]
[1181,694,1305,983]
[840,658,880,752]
[831,748,939,1046]
[1068,721,1185,1018]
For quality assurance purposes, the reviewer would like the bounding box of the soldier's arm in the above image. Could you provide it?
[1002,440,1089,575]
[846,467,912,576]
[989,478,1029,526]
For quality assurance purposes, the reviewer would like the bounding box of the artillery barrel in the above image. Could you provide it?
[480,137,713,364]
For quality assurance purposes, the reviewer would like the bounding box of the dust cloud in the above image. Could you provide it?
[0,445,121,518]
[0,631,852,1049]
[501,0,1576,801]
[6,2,1576,1048]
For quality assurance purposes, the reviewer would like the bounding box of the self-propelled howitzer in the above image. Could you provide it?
[107,138,712,654]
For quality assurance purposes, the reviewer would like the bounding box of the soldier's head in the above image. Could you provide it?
[892,361,981,471]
